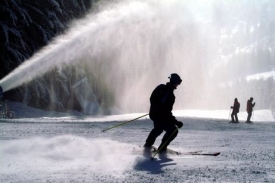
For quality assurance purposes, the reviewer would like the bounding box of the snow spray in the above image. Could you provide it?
[0,0,212,111]
[0,0,264,112]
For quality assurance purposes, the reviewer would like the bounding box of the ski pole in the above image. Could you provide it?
[102,113,149,132]
[151,127,179,161]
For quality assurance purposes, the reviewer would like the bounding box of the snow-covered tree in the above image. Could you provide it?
[0,0,99,112]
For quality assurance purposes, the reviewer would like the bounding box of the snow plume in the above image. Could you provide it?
[0,0,213,112]
[0,135,137,178]
[1,0,272,112]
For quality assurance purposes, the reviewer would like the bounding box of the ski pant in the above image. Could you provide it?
[231,112,238,122]
[247,111,252,122]
[144,120,178,150]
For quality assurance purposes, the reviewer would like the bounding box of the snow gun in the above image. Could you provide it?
[0,86,3,97]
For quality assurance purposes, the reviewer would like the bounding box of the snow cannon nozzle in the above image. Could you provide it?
[0,86,3,97]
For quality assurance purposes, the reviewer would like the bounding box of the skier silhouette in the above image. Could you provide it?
[246,97,256,123]
[144,73,183,153]
[230,98,240,123]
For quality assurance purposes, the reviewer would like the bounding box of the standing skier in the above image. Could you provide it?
[230,98,240,123]
[246,97,256,123]
[144,73,183,153]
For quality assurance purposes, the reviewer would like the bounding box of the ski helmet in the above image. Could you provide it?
[169,73,182,85]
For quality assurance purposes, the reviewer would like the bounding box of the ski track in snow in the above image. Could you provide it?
[1,112,275,183]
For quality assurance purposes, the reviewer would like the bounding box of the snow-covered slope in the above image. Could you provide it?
[5,102,275,122]
[246,71,275,81]
[1,103,275,182]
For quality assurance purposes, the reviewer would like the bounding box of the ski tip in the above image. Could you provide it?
[186,151,221,156]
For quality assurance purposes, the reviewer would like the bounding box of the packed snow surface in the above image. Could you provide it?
[1,103,275,182]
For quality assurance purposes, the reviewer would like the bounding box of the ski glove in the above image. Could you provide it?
[176,121,183,128]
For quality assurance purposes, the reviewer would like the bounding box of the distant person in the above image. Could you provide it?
[144,73,183,153]
[230,98,240,123]
[246,97,256,123]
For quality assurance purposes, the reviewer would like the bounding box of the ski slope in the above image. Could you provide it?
[0,103,275,182]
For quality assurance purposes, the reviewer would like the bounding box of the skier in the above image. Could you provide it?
[230,98,240,123]
[246,97,256,123]
[144,73,183,153]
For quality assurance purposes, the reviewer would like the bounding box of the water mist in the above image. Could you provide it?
[1,0,272,113]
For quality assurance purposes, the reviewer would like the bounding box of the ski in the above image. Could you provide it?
[132,146,220,157]
[161,149,220,156]
[152,146,220,156]
[183,151,221,156]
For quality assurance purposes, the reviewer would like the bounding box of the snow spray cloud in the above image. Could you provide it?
[0,0,267,112]
[0,0,213,111]
[0,136,136,176]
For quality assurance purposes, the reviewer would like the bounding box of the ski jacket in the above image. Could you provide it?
[149,82,177,124]
[246,100,255,113]
[232,101,240,113]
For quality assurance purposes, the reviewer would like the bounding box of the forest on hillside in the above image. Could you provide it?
[0,0,100,112]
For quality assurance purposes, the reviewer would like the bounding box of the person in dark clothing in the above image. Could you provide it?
[230,98,240,123]
[246,97,255,123]
[144,73,183,153]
